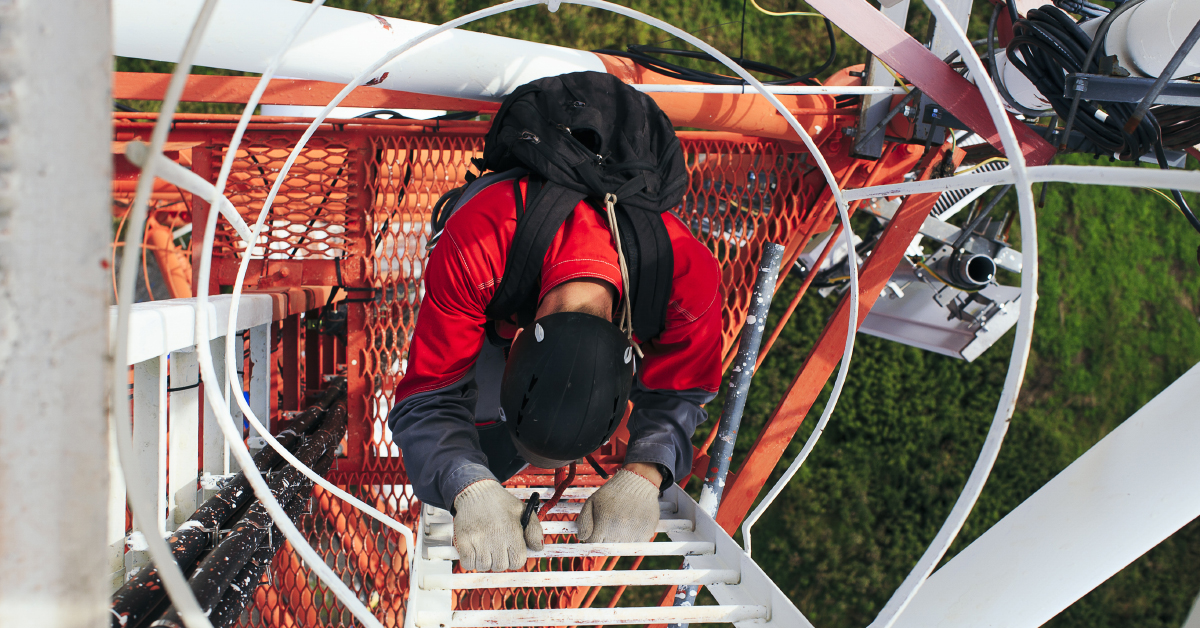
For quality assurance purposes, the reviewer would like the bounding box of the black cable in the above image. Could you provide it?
[592,18,835,86]
[1058,0,1145,148]
[1151,139,1200,234]
[1006,6,1162,160]
[738,0,748,63]
[115,101,142,113]
[1054,0,1108,20]
[167,375,203,393]
[988,4,1047,118]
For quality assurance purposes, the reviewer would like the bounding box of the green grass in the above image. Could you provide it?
[113,1,1200,623]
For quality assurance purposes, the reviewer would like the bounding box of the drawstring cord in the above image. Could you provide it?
[603,193,644,359]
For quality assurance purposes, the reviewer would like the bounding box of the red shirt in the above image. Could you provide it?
[394,178,722,403]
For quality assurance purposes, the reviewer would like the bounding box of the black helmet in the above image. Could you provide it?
[501,312,634,466]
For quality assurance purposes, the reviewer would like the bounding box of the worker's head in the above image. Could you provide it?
[500,279,634,470]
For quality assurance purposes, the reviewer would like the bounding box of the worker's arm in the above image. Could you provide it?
[625,382,717,488]
[624,245,724,488]
[387,231,494,511]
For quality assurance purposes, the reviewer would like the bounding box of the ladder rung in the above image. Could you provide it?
[506,487,598,499]
[426,518,693,540]
[422,567,740,590]
[539,518,692,535]
[414,604,769,627]
[546,501,677,514]
[425,540,715,560]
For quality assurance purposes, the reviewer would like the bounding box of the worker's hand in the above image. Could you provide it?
[577,467,660,544]
[453,479,543,572]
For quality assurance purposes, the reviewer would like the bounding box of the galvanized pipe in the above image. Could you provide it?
[670,243,785,625]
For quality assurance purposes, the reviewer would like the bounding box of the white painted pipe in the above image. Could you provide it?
[544,500,677,514]
[506,486,598,499]
[1105,0,1200,79]
[113,0,604,102]
[841,164,1200,202]
[124,141,254,245]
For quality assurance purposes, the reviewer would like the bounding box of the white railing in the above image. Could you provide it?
[106,295,275,591]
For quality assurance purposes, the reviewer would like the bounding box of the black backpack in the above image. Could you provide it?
[430,71,688,341]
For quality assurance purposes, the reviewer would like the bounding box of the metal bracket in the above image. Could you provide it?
[1064,73,1200,106]
[199,472,237,491]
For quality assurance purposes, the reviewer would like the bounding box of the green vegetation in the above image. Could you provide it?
[114,0,1200,624]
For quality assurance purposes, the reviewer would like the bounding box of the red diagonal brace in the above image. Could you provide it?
[714,148,957,534]
[808,0,1056,166]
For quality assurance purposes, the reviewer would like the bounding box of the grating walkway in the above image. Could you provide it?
[405,482,812,627]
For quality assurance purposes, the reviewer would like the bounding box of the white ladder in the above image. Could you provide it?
[405,483,812,628]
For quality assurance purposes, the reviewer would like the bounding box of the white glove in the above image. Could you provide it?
[577,469,660,544]
[453,479,543,572]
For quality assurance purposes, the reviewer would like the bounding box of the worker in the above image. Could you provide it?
[387,72,723,572]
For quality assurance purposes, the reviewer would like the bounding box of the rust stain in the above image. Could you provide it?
[372,15,393,32]
[364,72,389,87]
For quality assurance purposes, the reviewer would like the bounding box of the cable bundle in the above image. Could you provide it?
[999,4,1200,234]
[1007,6,1160,159]
[110,380,348,628]
[1155,105,1200,151]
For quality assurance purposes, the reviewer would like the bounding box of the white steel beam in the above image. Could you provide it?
[106,425,128,592]
[167,350,201,529]
[893,362,1200,628]
[113,0,605,102]
[129,355,168,575]
[111,294,274,365]
[0,0,112,624]
[247,322,271,467]
[202,337,231,492]
[425,518,693,540]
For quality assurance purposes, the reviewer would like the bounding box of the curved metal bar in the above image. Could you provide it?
[868,0,1039,626]
[111,2,223,627]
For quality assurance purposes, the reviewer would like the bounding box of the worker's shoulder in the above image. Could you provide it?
[441,178,518,245]
[662,212,721,319]
[662,212,719,282]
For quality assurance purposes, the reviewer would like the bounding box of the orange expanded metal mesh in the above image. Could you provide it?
[358,133,485,478]
[212,134,364,261]
[114,117,848,627]
[675,136,820,357]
